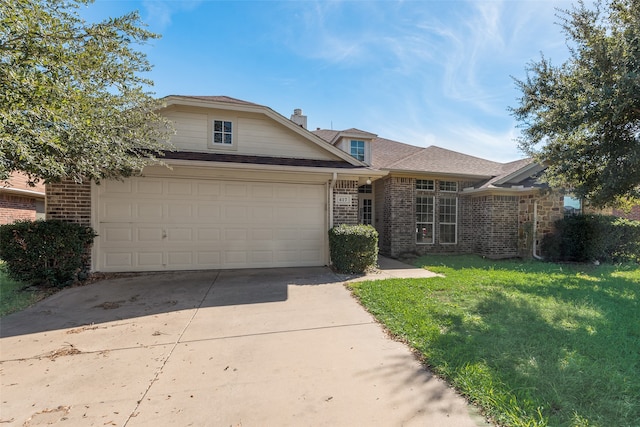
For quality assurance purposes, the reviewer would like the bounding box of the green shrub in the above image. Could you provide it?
[542,214,640,263]
[328,224,378,273]
[0,220,97,287]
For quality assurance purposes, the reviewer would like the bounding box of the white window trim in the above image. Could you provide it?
[207,115,238,151]
[439,197,458,244]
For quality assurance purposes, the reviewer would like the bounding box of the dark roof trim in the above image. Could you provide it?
[162,151,364,169]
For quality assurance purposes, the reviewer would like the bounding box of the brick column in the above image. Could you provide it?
[46,180,92,225]
[333,180,358,225]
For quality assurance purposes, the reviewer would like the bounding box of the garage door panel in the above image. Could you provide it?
[197,227,221,241]
[138,252,163,267]
[167,252,192,266]
[138,228,164,242]
[96,177,326,272]
[168,181,193,196]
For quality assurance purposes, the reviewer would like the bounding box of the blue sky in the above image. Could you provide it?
[84,0,574,162]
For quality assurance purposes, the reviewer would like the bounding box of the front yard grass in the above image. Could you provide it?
[348,255,640,427]
[0,263,51,317]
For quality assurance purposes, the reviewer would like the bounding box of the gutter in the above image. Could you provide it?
[0,187,45,198]
[329,172,337,229]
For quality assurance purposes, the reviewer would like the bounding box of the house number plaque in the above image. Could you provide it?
[335,195,352,205]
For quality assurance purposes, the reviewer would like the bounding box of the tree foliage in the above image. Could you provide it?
[511,0,640,208]
[0,0,173,184]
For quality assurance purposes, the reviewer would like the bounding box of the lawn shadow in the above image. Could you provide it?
[428,273,639,426]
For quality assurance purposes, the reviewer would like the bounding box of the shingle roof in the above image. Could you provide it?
[165,95,262,107]
[314,127,539,184]
[312,129,341,143]
[386,145,504,177]
[369,137,423,170]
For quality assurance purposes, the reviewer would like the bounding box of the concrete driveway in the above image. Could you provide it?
[1,263,490,426]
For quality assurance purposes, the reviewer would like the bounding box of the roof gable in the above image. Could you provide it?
[160,96,367,167]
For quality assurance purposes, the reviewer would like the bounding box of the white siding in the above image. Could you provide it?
[163,107,340,161]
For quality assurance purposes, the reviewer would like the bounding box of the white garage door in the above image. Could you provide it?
[95,177,327,272]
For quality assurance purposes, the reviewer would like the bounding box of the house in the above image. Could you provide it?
[44,96,563,273]
[312,129,564,260]
[0,172,45,224]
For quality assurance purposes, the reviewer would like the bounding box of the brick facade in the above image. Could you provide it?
[373,174,564,260]
[466,195,519,258]
[333,179,358,226]
[0,194,38,224]
[45,180,92,225]
[0,172,46,224]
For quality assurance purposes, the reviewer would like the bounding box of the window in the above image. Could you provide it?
[439,180,458,192]
[439,197,457,244]
[360,198,373,225]
[212,120,233,145]
[350,140,365,161]
[564,196,582,216]
[416,195,434,244]
[416,179,434,190]
[358,184,372,194]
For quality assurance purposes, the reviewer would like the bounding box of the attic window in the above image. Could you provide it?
[213,120,233,145]
[350,140,365,161]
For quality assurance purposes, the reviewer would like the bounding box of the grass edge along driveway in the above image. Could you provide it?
[348,255,639,427]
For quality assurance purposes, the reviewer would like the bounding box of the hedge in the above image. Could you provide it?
[542,214,640,263]
[328,224,378,273]
[0,220,97,287]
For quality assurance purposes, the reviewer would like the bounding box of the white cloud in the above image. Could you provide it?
[142,0,201,32]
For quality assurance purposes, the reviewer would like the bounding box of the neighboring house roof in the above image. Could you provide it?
[1,172,45,198]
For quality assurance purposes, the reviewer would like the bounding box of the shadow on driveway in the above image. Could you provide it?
[0,266,337,338]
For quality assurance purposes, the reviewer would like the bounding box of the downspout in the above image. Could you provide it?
[532,200,543,260]
[329,172,337,229]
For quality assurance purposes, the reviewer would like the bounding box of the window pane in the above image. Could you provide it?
[224,121,232,133]
[440,224,456,243]
[214,133,222,143]
[214,120,222,132]
[350,140,365,161]
[224,133,232,144]
[417,224,433,243]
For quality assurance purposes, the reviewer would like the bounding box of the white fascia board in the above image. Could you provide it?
[460,185,540,195]
[384,168,493,181]
[0,187,45,198]
[493,162,545,186]
[161,96,366,167]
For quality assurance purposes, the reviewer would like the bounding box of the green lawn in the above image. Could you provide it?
[348,255,640,427]
[0,263,50,317]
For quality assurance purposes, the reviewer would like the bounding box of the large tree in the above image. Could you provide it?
[511,0,640,208]
[0,0,173,184]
